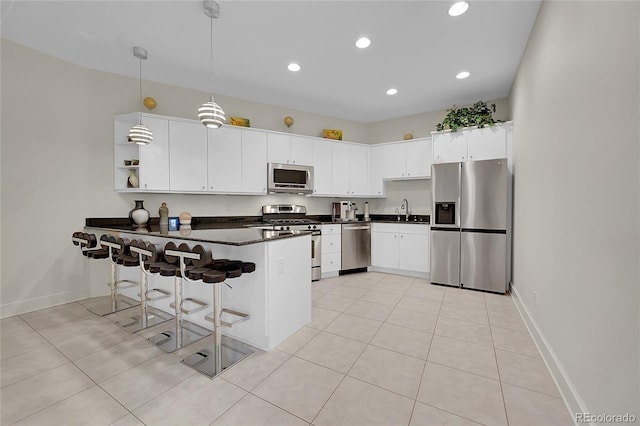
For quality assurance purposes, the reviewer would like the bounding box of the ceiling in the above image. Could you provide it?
[1,1,541,123]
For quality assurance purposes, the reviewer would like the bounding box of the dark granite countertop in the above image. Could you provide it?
[84,212,429,245]
[84,223,310,246]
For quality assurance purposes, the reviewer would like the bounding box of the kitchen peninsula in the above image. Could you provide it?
[84,222,311,351]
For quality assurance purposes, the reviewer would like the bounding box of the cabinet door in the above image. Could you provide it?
[208,126,242,192]
[331,142,350,195]
[466,126,507,161]
[369,145,385,196]
[312,139,332,195]
[398,233,429,273]
[371,231,398,269]
[433,132,467,163]
[382,143,406,179]
[138,117,170,191]
[290,136,314,166]
[349,144,369,195]
[241,129,267,193]
[267,133,291,164]
[169,121,208,191]
[406,138,432,178]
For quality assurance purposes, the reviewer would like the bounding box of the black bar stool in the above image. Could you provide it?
[147,242,211,353]
[182,256,256,378]
[113,240,174,332]
[72,232,139,316]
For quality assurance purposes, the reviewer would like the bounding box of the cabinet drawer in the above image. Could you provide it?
[322,224,342,235]
[322,252,341,273]
[322,233,342,254]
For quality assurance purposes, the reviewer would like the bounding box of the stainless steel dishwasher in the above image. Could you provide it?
[341,223,371,270]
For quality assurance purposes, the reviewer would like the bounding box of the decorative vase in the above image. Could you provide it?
[127,169,139,188]
[129,200,150,225]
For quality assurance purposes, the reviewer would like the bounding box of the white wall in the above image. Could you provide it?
[510,0,639,418]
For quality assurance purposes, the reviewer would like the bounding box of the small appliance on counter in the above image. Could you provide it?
[332,201,358,221]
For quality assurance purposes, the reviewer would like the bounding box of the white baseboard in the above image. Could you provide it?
[510,284,588,425]
[367,266,429,279]
[1,289,89,318]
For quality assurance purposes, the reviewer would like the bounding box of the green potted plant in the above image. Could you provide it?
[436,101,498,132]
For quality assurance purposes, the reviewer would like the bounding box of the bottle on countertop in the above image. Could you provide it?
[364,202,370,220]
[159,202,169,226]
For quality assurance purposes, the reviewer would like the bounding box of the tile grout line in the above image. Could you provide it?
[485,293,511,426]
[6,307,144,425]
[408,282,441,426]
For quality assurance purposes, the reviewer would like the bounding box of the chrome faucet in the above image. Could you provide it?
[401,199,409,221]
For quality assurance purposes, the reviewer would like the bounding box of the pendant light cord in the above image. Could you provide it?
[210,16,214,102]
[138,56,143,124]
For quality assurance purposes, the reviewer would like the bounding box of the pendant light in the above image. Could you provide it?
[128,46,153,145]
[198,0,225,128]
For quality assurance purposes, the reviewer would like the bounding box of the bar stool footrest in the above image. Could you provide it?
[204,308,250,328]
[115,306,174,333]
[181,335,255,379]
[87,295,140,316]
[169,298,209,315]
[114,279,138,290]
[148,320,211,353]
[142,288,172,301]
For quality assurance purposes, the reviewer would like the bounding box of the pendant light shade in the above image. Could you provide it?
[199,0,225,128]
[198,99,225,128]
[128,46,152,145]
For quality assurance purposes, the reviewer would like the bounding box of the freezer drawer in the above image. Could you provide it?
[430,229,460,287]
[460,231,507,293]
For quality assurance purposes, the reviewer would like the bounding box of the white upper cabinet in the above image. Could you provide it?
[382,138,432,180]
[466,125,508,161]
[241,129,268,194]
[432,131,468,163]
[406,139,432,178]
[138,117,170,191]
[349,144,369,195]
[289,136,314,166]
[369,144,385,197]
[267,133,313,165]
[382,143,406,179]
[331,142,350,195]
[267,133,291,164]
[208,126,242,193]
[169,120,208,191]
[312,139,333,195]
[432,122,512,164]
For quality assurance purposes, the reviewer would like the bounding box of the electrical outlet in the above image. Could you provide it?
[533,291,537,305]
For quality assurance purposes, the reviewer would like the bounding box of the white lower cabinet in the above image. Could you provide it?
[321,224,342,275]
[371,223,430,274]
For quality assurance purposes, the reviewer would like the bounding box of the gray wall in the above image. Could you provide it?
[510,0,639,418]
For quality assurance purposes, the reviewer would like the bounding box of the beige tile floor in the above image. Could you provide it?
[0,272,574,426]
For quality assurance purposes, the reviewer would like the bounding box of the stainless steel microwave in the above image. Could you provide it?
[267,163,314,194]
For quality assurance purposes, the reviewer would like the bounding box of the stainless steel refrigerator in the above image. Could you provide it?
[430,158,511,293]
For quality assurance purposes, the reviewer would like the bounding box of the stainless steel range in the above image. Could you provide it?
[261,204,321,281]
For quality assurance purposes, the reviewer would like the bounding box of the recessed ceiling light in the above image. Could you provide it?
[355,37,371,49]
[386,88,398,95]
[288,63,301,72]
[456,71,470,79]
[448,1,469,17]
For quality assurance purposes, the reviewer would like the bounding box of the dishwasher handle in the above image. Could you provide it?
[342,225,371,231]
